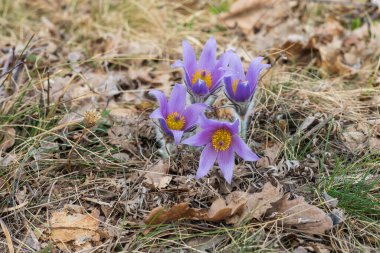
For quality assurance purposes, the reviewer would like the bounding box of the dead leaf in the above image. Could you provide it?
[243,182,283,220]
[24,229,41,251]
[298,116,317,132]
[111,152,130,162]
[329,208,345,226]
[144,182,282,226]
[108,108,137,123]
[198,198,232,222]
[0,152,17,167]
[270,193,333,234]
[369,137,380,150]
[0,127,16,151]
[227,182,283,224]
[341,123,369,152]
[294,246,308,253]
[85,72,123,97]
[322,191,338,208]
[185,235,227,252]
[57,111,86,130]
[294,243,332,253]
[143,161,172,189]
[49,204,105,251]
[15,186,28,204]
[317,37,354,75]
[312,17,345,43]
[312,243,331,253]
[144,198,242,225]
[220,0,290,35]
[107,125,139,153]
[144,202,193,225]
[256,142,283,168]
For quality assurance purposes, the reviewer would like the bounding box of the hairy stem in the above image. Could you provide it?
[236,100,255,141]
[153,122,170,159]
[239,113,249,141]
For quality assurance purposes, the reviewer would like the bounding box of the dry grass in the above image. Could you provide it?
[0,0,379,252]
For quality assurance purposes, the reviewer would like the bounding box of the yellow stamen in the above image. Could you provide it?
[212,129,232,151]
[192,69,212,89]
[232,79,239,94]
[166,112,185,130]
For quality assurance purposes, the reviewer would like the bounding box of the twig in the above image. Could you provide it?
[307,0,376,7]
[46,70,51,116]
[0,201,29,213]
[0,219,14,253]
[67,129,87,171]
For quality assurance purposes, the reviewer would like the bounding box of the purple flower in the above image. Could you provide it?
[224,53,270,105]
[172,37,231,102]
[149,84,207,145]
[182,115,259,183]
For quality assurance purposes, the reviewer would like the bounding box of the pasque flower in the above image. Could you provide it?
[182,115,259,183]
[224,53,270,113]
[150,84,207,144]
[172,37,231,102]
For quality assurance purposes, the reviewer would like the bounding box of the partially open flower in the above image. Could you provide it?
[149,84,207,144]
[224,53,270,115]
[182,115,259,183]
[172,37,231,103]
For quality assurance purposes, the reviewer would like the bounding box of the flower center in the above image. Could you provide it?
[192,69,212,89]
[166,112,185,130]
[212,129,232,151]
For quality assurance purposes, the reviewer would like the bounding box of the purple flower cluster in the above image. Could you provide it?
[149,37,270,183]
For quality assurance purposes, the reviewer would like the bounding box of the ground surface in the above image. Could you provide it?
[0,0,379,252]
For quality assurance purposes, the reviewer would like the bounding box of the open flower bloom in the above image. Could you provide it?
[149,84,207,144]
[172,37,231,102]
[224,53,270,111]
[182,115,259,183]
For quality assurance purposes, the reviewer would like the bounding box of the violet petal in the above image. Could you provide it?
[229,52,245,80]
[217,148,235,184]
[182,40,197,77]
[198,37,217,71]
[182,128,214,146]
[192,79,209,96]
[234,81,252,102]
[246,57,270,94]
[196,143,217,179]
[232,137,259,161]
[172,130,184,145]
[210,50,233,92]
[183,103,208,130]
[149,89,168,117]
[168,84,187,114]
[150,108,164,119]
